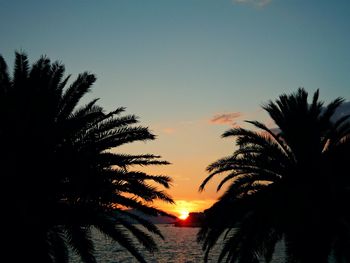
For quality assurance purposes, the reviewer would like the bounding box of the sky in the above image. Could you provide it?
[1,0,350,216]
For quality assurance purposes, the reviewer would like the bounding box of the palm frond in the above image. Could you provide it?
[98,153,170,167]
[58,72,96,121]
[47,227,69,263]
[115,209,165,239]
[199,88,350,262]
[92,126,156,150]
[321,97,345,125]
[113,170,172,188]
[1,52,172,263]
[65,225,96,263]
[114,216,158,253]
[245,120,294,160]
[13,51,29,87]
[0,55,10,93]
[98,115,140,131]
[108,194,170,217]
[92,214,148,263]
[117,179,174,203]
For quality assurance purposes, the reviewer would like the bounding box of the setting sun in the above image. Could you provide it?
[179,210,190,220]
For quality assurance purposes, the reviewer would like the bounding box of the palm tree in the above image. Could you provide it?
[0,52,174,263]
[198,88,350,263]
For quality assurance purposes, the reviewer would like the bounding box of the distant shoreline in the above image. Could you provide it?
[173,212,204,227]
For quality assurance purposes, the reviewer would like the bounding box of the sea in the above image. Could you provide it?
[70,225,285,263]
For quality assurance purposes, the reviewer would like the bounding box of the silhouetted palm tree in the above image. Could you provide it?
[0,52,173,263]
[198,89,350,263]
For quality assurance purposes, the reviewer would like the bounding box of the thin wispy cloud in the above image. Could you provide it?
[210,112,242,127]
[174,199,216,212]
[162,127,176,135]
[233,0,273,8]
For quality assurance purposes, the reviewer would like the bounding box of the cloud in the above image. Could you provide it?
[233,0,272,7]
[210,112,242,126]
[162,127,176,135]
[174,199,217,213]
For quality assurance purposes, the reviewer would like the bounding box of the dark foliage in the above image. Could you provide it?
[0,52,174,263]
[198,89,350,263]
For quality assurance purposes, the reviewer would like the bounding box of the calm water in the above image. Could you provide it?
[71,225,285,263]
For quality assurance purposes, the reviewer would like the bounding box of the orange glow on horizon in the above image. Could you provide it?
[178,210,190,220]
[153,199,216,217]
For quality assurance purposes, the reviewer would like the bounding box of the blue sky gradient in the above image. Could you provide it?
[1,0,349,213]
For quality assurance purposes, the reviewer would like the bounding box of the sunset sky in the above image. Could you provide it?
[1,0,350,217]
